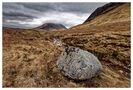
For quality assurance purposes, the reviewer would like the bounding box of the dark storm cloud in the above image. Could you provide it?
[3,2,107,28]
[18,3,105,14]
[3,12,36,19]
[3,3,41,19]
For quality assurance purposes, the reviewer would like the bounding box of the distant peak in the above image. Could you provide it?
[35,23,67,30]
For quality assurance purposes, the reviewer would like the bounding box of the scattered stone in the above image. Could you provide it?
[57,46,102,80]
[66,82,77,87]
[52,37,62,46]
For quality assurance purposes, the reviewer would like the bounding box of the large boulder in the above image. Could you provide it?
[57,46,102,80]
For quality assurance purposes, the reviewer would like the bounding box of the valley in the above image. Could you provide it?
[3,3,131,87]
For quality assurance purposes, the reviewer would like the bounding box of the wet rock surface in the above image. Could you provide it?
[57,46,102,80]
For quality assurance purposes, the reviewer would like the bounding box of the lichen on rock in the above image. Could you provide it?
[57,46,102,80]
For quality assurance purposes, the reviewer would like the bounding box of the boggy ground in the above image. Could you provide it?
[3,19,130,87]
[3,3,131,87]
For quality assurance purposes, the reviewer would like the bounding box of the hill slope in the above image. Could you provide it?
[3,3,130,87]
[84,3,124,23]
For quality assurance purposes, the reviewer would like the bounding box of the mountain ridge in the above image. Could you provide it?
[84,3,125,23]
[35,23,67,31]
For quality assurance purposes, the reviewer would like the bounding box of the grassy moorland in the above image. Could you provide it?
[3,3,130,87]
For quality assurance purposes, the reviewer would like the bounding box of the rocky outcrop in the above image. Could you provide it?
[35,23,67,30]
[84,3,125,23]
[57,46,102,80]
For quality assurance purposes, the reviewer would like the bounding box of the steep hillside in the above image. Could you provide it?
[84,3,124,23]
[3,3,130,87]
[71,3,130,29]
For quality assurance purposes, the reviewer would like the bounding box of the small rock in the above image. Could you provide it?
[52,67,58,73]
[66,82,77,87]
[57,46,102,80]
[118,70,123,74]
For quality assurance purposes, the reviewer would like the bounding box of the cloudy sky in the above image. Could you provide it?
[3,3,107,29]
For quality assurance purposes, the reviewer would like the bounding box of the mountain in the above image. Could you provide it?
[84,3,124,23]
[35,23,67,30]
[3,3,130,87]
[70,3,130,29]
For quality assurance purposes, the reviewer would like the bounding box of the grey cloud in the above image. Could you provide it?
[18,3,57,12]
[17,3,106,14]
[3,3,42,19]
[3,21,33,29]
[3,12,36,19]
[3,2,107,28]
